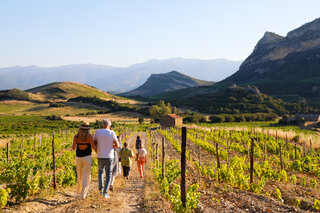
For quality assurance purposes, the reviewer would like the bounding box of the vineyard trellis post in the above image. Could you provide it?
[198,144,201,184]
[156,143,159,169]
[303,142,306,157]
[216,142,220,183]
[295,143,297,160]
[7,141,10,163]
[162,137,165,179]
[227,139,230,166]
[181,127,187,208]
[152,143,154,160]
[52,132,57,190]
[279,143,283,170]
[310,139,312,152]
[250,138,254,184]
[264,138,267,160]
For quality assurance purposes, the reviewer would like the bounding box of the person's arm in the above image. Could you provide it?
[88,135,97,152]
[93,131,98,146]
[72,136,77,151]
[113,132,119,148]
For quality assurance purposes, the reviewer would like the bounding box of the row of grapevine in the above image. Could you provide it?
[159,127,320,211]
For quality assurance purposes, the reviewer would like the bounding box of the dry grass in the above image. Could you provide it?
[62,111,150,123]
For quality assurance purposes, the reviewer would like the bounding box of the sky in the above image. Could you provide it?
[0,0,320,68]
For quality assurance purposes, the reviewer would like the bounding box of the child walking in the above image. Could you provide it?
[119,142,133,179]
[137,144,147,178]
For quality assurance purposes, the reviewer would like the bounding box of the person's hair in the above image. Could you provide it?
[123,142,128,147]
[102,118,112,127]
[137,136,140,139]
[77,128,89,141]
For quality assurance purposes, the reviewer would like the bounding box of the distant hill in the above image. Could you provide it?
[0,81,126,103]
[121,71,214,97]
[0,58,241,92]
[221,17,320,105]
[26,81,125,102]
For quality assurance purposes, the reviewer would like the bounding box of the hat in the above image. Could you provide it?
[80,122,90,130]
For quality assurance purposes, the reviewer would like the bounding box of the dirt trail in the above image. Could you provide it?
[4,133,154,213]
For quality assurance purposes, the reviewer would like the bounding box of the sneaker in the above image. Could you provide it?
[99,190,103,195]
[109,185,114,192]
[104,194,110,199]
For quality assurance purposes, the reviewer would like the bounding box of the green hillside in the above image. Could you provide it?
[152,85,319,115]
[26,81,125,102]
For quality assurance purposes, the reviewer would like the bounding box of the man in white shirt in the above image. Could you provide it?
[94,118,119,198]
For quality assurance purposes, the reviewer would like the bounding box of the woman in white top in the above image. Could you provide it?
[137,144,147,178]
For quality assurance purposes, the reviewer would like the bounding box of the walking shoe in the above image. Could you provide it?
[109,185,114,192]
[99,190,103,195]
[104,194,110,199]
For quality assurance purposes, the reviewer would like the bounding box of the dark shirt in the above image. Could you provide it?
[135,139,141,150]
[76,137,92,157]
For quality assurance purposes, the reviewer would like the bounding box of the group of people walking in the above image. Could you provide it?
[72,119,147,199]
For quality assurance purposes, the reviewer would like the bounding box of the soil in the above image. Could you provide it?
[2,133,171,213]
[153,131,315,212]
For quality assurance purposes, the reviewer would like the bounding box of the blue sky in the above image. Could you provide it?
[0,0,319,67]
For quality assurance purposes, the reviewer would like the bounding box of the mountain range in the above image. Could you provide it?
[0,58,241,93]
[221,18,320,104]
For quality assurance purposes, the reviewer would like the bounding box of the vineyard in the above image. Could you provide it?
[149,126,320,212]
[0,124,135,209]
[1,124,320,212]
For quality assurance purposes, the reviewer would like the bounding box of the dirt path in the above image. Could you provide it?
[4,132,162,213]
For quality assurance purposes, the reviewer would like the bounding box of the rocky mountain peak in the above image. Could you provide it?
[253,32,284,52]
[287,17,320,39]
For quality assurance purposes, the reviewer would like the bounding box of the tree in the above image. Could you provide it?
[149,100,172,122]
[138,117,145,124]
[209,115,225,123]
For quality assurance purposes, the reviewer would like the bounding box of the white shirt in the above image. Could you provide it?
[138,148,147,157]
[94,129,118,158]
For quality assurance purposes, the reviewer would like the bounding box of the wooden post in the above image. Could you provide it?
[285,134,288,149]
[52,133,56,189]
[310,139,312,151]
[198,144,201,184]
[250,138,254,184]
[152,143,154,160]
[303,142,306,157]
[227,140,230,166]
[215,142,220,168]
[264,138,267,160]
[181,127,187,208]
[162,137,165,179]
[7,142,10,163]
[268,130,270,138]
[295,143,297,160]
[156,144,159,169]
[39,134,42,146]
[279,143,283,170]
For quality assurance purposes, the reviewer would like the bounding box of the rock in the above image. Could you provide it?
[195,204,204,213]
